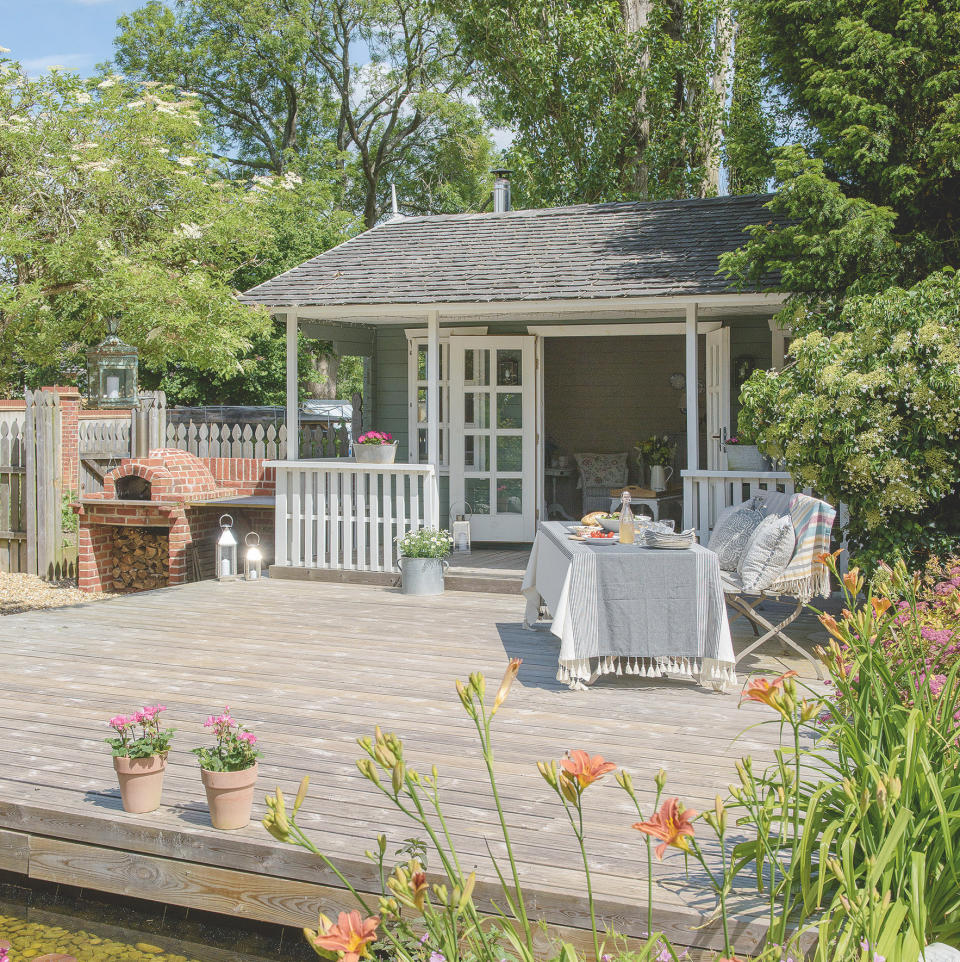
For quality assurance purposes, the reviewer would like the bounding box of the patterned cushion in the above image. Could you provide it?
[708,504,764,571]
[574,452,628,488]
[738,514,797,593]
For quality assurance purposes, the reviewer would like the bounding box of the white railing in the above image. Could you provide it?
[682,470,803,545]
[269,460,440,572]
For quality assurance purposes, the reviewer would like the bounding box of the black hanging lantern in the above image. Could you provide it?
[86,318,139,408]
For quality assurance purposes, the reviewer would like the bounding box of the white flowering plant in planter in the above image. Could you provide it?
[396,528,454,559]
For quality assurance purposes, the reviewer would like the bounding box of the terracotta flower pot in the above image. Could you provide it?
[113,754,167,814]
[200,762,259,830]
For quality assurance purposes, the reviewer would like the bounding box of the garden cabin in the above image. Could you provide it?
[240,181,798,573]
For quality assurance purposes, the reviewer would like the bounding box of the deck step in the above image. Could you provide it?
[269,564,523,595]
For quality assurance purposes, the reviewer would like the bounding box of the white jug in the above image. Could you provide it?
[649,464,674,492]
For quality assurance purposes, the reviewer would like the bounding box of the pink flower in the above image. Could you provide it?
[132,710,146,724]
[108,715,129,731]
[239,731,257,744]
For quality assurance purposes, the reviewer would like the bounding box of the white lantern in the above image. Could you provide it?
[244,531,263,581]
[450,502,472,554]
[216,514,238,581]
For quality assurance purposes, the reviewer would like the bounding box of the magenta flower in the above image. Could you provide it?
[108,715,129,731]
[239,731,257,745]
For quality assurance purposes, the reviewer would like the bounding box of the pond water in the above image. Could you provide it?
[0,877,316,962]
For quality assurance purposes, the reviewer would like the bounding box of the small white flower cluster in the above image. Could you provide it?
[396,527,454,559]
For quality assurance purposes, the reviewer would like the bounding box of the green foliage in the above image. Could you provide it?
[736,271,960,569]
[114,0,496,227]
[0,54,328,382]
[446,0,751,205]
[734,557,960,957]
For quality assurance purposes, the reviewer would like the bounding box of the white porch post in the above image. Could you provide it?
[285,312,298,459]
[426,310,440,526]
[685,302,699,472]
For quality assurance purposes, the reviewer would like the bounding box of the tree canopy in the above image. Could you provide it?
[0,51,350,391]
[114,0,497,226]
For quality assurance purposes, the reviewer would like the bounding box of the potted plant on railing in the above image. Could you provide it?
[722,424,768,471]
[353,430,398,464]
[396,528,453,596]
[106,705,174,814]
[192,707,262,830]
[635,435,675,491]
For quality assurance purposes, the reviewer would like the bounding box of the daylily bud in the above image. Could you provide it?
[357,758,381,786]
[455,679,475,715]
[800,699,819,723]
[538,759,558,788]
[559,772,579,804]
[432,883,449,905]
[469,672,486,700]
[491,658,522,716]
[458,871,476,912]
[378,834,387,855]
[293,776,310,815]
[655,768,668,792]
[714,795,727,833]
[392,762,405,794]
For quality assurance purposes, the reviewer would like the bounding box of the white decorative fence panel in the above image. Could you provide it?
[682,470,802,545]
[78,417,131,457]
[271,461,439,573]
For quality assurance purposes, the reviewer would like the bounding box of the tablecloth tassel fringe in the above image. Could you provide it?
[615,659,623,676]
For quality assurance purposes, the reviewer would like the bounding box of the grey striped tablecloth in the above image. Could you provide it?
[521,522,736,691]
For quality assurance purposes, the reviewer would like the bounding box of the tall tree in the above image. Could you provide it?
[445,0,758,206]
[114,0,495,226]
[722,0,960,567]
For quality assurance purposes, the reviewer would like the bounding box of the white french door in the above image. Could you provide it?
[450,337,536,542]
[705,326,731,470]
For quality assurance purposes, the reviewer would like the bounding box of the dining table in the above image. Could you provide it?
[521,521,737,691]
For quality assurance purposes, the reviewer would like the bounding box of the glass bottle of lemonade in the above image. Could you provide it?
[619,491,635,544]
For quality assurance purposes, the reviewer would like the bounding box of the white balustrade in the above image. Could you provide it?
[269,460,440,572]
[682,470,803,545]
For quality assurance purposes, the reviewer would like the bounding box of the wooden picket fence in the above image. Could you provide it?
[0,410,27,572]
[165,421,289,459]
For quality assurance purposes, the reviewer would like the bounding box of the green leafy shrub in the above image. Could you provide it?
[737,270,960,571]
[396,528,453,559]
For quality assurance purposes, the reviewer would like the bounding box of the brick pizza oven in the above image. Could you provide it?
[75,449,275,593]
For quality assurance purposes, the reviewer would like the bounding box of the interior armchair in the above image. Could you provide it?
[574,452,629,515]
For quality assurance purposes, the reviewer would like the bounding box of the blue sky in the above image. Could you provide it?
[1,0,142,76]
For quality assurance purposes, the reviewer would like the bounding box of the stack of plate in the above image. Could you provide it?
[643,528,696,549]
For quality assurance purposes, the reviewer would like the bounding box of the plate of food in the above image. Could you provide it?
[570,528,618,543]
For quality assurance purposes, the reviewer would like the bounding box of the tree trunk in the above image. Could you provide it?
[620,0,653,198]
[305,349,341,400]
[703,5,735,195]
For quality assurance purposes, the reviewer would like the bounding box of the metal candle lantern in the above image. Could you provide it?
[450,502,472,554]
[216,514,238,581]
[86,318,139,409]
[244,531,263,581]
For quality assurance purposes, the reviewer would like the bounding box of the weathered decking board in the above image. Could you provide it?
[0,579,807,954]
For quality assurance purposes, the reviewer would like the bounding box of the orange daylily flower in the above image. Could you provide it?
[871,597,892,618]
[492,657,522,715]
[740,670,798,715]
[842,567,862,595]
[560,749,617,789]
[815,548,843,568]
[633,797,698,859]
[819,612,845,641]
[311,911,380,962]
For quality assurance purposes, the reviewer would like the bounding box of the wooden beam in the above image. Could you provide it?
[685,303,699,472]
[284,313,298,459]
[0,827,29,873]
[426,310,440,480]
[526,322,721,337]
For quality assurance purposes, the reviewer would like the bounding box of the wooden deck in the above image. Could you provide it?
[0,579,822,954]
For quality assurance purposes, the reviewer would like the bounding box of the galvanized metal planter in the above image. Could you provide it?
[398,556,448,595]
[354,442,398,464]
[724,444,767,471]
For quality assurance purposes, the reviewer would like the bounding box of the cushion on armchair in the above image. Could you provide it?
[738,514,796,593]
[574,452,629,488]
[708,503,764,571]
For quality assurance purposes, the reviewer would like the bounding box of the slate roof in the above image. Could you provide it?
[239,193,777,307]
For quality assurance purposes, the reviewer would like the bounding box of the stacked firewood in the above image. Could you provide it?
[111,528,169,592]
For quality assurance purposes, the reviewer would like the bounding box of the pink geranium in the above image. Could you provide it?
[356,430,394,445]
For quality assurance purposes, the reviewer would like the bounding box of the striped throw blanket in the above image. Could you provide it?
[769,493,836,601]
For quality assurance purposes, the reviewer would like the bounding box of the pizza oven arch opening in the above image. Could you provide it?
[115,474,152,501]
